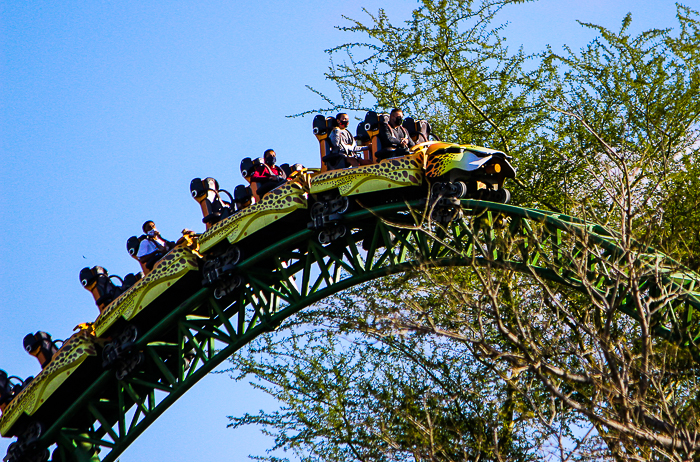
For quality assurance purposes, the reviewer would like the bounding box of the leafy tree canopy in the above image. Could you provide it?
[228,2,700,461]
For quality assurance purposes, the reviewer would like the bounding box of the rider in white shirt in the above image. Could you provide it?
[137,221,174,270]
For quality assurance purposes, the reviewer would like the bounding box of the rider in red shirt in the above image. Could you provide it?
[251,149,287,197]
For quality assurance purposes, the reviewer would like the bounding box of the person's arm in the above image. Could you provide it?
[150,231,173,250]
[345,131,366,155]
[354,144,370,152]
[157,235,176,250]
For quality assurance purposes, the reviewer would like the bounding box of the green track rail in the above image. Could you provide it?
[12,199,700,462]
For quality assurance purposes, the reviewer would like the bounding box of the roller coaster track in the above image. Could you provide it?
[16,200,700,462]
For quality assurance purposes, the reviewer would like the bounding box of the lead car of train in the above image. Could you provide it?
[0,111,515,462]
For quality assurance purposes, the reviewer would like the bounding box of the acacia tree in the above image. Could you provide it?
[228,274,607,461]
[302,0,546,155]
[228,2,700,461]
[304,0,700,231]
[538,6,700,269]
[229,256,700,461]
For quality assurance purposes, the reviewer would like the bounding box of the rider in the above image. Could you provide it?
[136,221,175,271]
[328,113,371,169]
[251,149,287,197]
[376,108,415,160]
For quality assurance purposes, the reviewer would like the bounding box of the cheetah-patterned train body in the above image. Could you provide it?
[424,142,516,180]
[94,246,200,337]
[199,175,310,253]
[0,330,98,435]
[310,153,425,196]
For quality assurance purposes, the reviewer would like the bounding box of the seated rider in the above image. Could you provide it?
[376,108,415,161]
[327,113,372,170]
[251,149,287,197]
[136,221,175,271]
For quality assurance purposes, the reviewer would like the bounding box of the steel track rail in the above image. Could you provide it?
[8,199,698,462]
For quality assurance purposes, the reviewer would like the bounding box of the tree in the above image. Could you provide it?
[228,1,700,460]
[228,274,606,461]
[538,5,700,269]
[302,0,546,156]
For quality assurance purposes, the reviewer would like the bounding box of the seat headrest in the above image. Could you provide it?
[23,332,51,353]
[23,334,38,353]
[240,158,254,178]
[364,111,379,131]
[190,178,205,199]
[122,273,140,289]
[79,267,92,287]
[279,163,292,177]
[127,236,140,256]
[234,184,252,202]
[80,266,107,287]
[312,114,327,135]
[0,370,9,396]
[402,117,417,136]
[355,122,369,142]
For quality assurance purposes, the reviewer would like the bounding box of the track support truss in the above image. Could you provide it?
[14,200,700,462]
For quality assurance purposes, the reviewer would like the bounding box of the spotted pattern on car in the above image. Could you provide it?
[199,179,309,252]
[424,143,466,178]
[0,330,98,434]
[310,154,425,196]
[93,247,200,336]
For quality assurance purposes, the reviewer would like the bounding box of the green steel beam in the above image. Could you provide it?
[10,199,698,462]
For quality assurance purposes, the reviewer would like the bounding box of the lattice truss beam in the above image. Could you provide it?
[26,200,700,462]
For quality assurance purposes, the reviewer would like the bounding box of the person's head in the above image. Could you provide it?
[389,108,404,128]
[336,113,349,129]
[263,149,276,166]
[142,220,156,235]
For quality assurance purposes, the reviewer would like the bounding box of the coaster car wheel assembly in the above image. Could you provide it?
[318,224,347,245]
[309,194,351,245]
[5,422,49,462]
[202,246,242,288]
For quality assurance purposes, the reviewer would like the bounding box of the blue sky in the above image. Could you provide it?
[0,1,682,460]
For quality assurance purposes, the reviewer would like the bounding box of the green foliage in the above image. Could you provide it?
[305,0,546,157]
[305,0,700,253]
[540,6,700,257]
[227,274,594,461]
[228,1,700,460]
[662,153,700,270]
